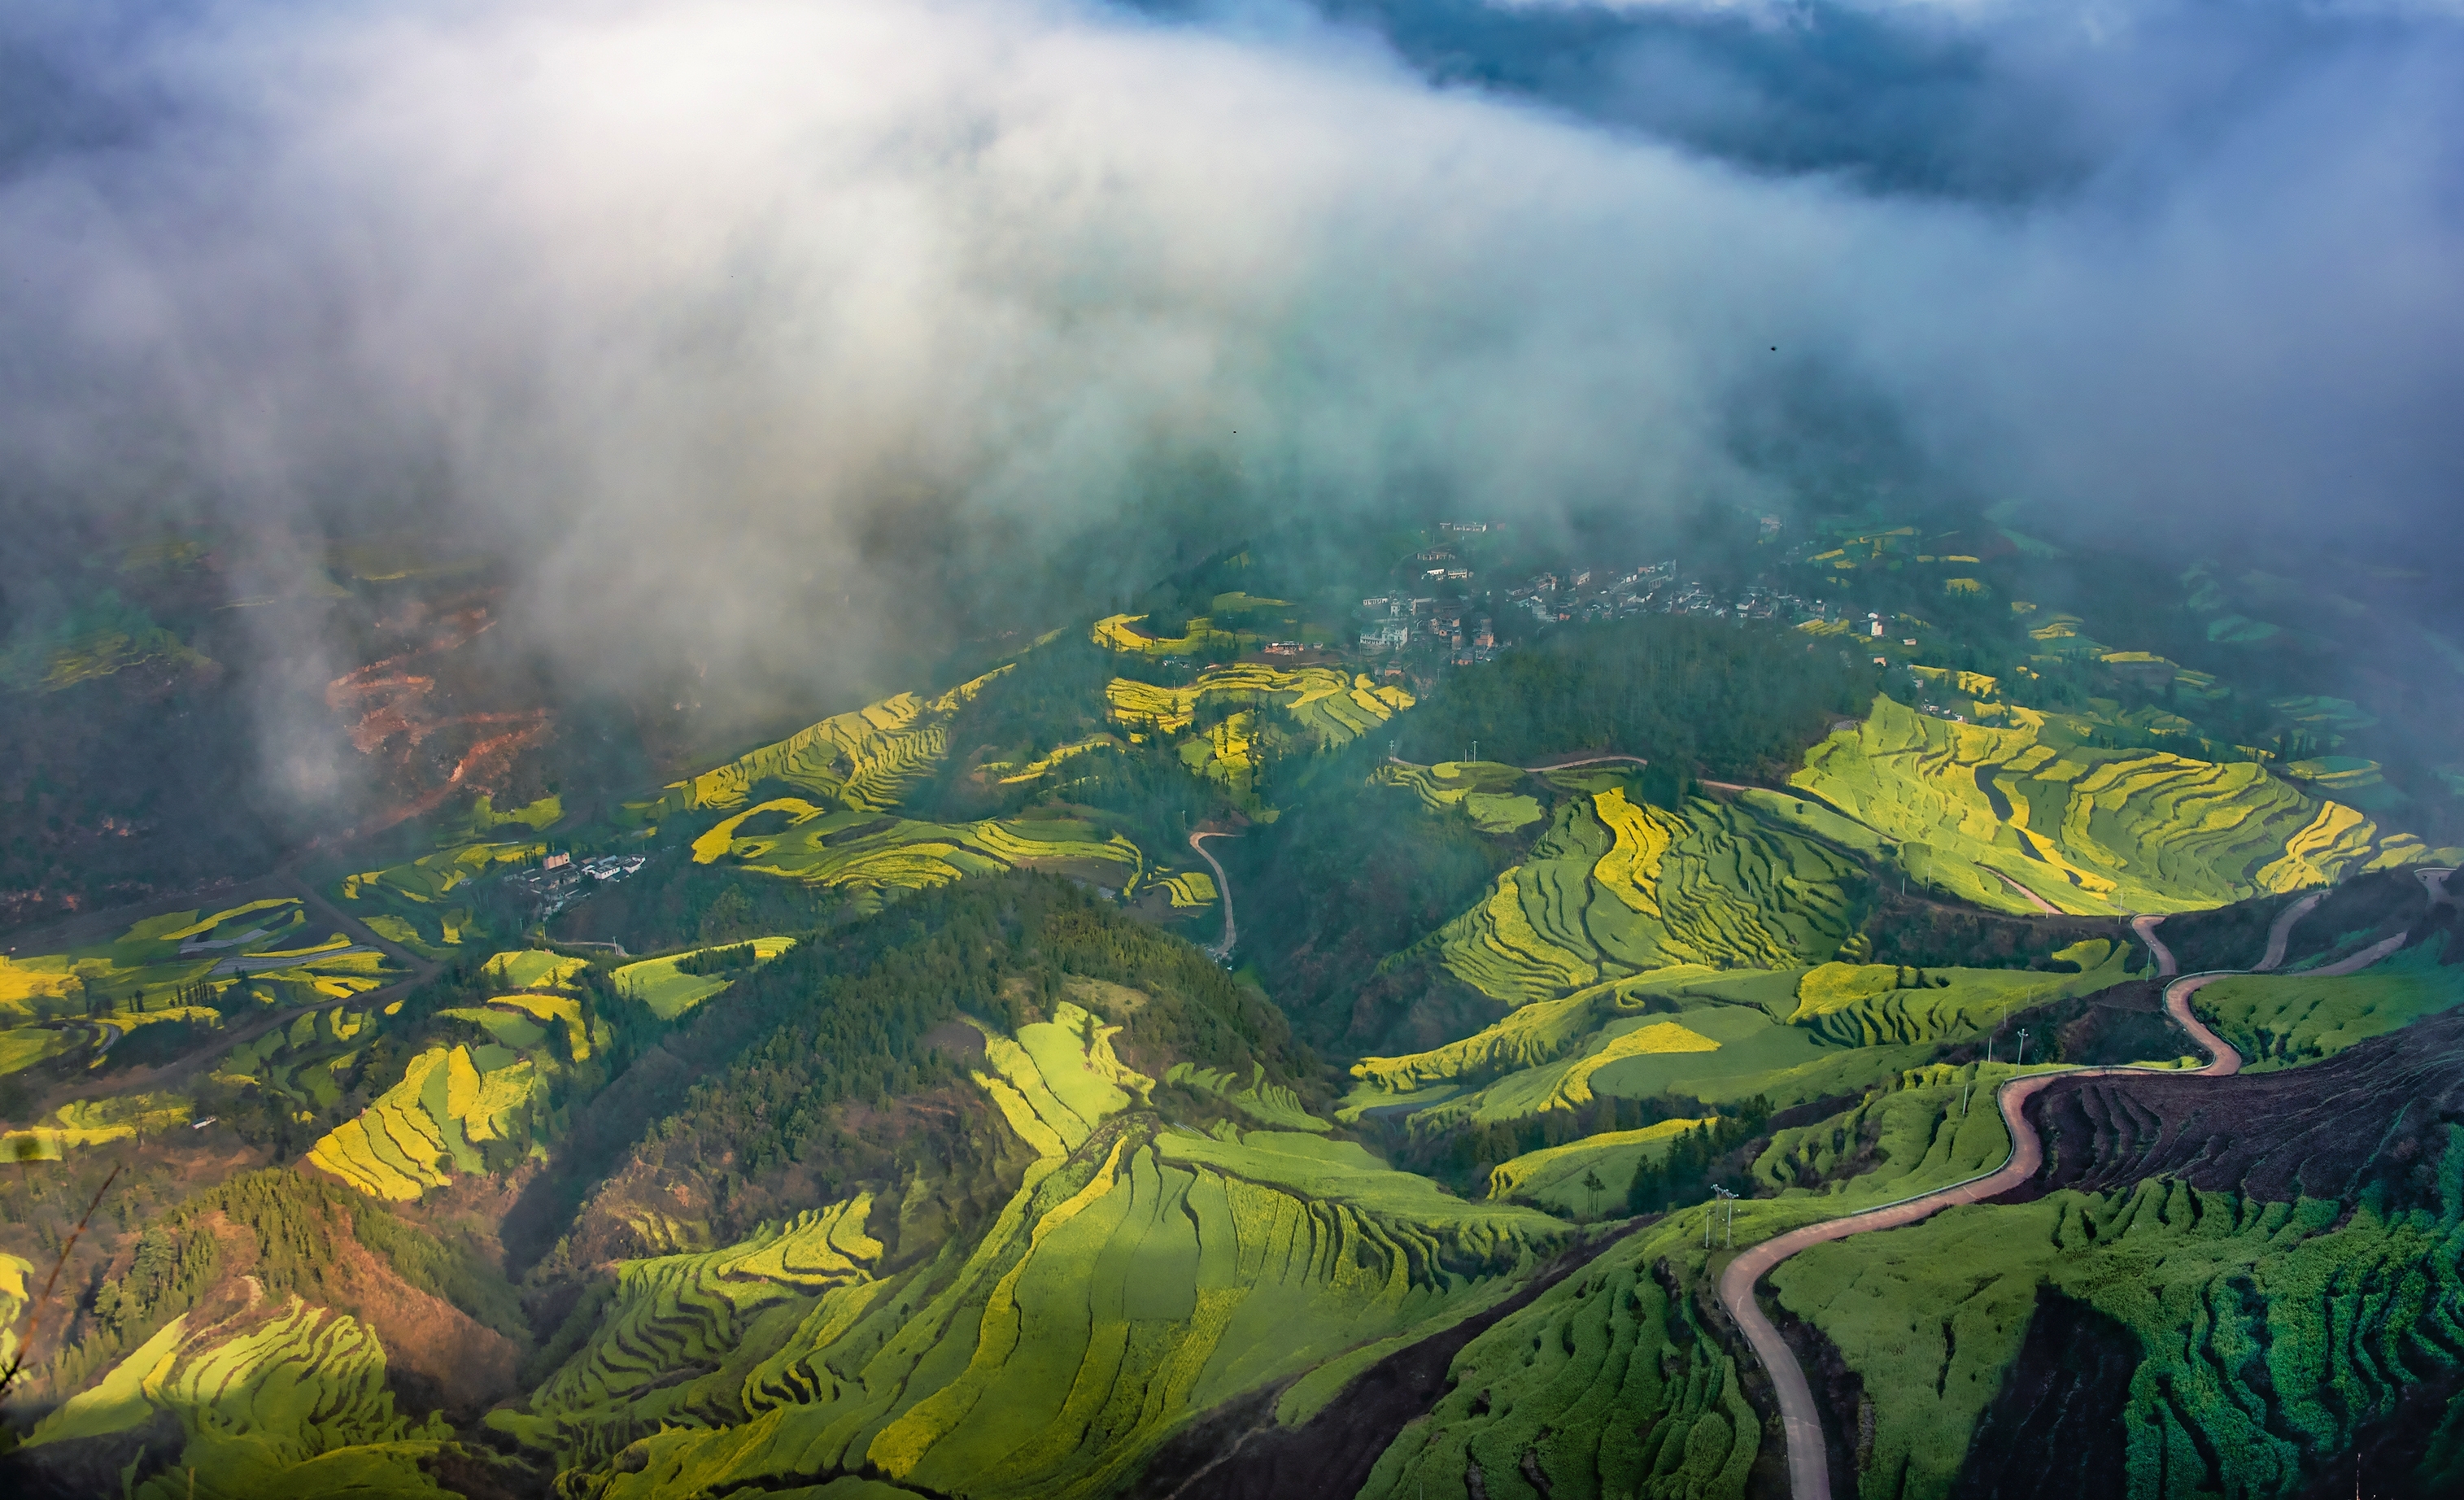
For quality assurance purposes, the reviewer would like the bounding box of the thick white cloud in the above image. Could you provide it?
[1,0,2457,702]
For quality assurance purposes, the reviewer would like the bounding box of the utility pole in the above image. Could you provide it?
[2016,1029,2030,1066]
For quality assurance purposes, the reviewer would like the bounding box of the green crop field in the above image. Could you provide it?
[689,805,1145,905]
[338,834,533,956]
[1,1091,192,1159]
[1782,944,2132,1048]
[18,525,2462,1500]
[26,1294,451,1499]
[1163,1060,1328,1131]
[1376,760,1546,833]
[1158,870,1219,909]
[1769,1162,2464,1500]
[1091,611,1246,657]
[628,672,1010,826]
[613,935,796,1019]
[1105,664,1411,743]
[478,995,1569,1500]
[483,948,589,990]
[0,899,402,1084]
[306,983,604,1198]
[1486,1117,1709,1212]
[1779,695,2437,915]
[1358,1210,1765,1500]
[1431,791,1860,1009]
[979,734,1124,787]
[1342,948,2124,1142]
[1177,707,1278,805]
[2,897,312,1022]
[2193,938,2464,1072]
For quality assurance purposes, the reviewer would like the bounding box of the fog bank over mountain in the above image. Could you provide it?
[0,0,2457,702]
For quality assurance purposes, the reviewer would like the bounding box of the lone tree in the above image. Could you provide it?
[1581,1167,1607,1219]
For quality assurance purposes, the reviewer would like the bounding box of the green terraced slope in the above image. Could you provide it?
[687,804,1145,906]
[612,935,796,1019]
[1771,1167,2464,1500]
[1105,664,1413,744]
[1431,791,1860,1009]
[26,1297,451,1500]
[2191,937,2464,1073]
[1358,1211,1766,1500]
[630,673,1011,825]
[489,1001,1567,1500]
[1782,695,2437,916]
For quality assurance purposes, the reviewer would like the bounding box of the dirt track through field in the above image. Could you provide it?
[1716,889,2392,1500]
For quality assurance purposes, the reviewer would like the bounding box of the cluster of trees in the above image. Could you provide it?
[39,1169,521,1400]
[907,635,1232,851]
[1236,733,1518,1053]
[674,940,758,976]
[1398,616,1877,779]
[645,874,1310,1198]
[1389,1090,1704,1188]
[526,874,1323,1258]
[1624,1101,1772,1216]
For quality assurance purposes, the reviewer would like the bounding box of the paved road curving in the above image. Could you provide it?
[1188,831,1239,960]
[1718,887,2389,1500]
[1387,752,1651,774]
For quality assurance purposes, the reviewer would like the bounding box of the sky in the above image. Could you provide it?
[0,0,2457,713]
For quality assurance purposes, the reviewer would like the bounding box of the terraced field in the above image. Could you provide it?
[1768,1174,2464,1500]
[1163,1059,1328,1132]
[337,836,527,955]
[1,1091,193,1159]
[495,1002,1567,1499]
[0,1250,28,1368]
[307,1044,487,1200]
[25,1296,449,1499]
[1091,612,1245,658]
[1781,695,2442,916]
[612,935,796,1019]
[307,962,604,1198]
[0,899,402,1082]
[1176,709,1275,804]
[212,1001,387,1121]
[1782,943,2133,1049]
[1485,1117,1709,1213]
[2191,940,2464,1073]
[1432,791,1860,1009]
[1357,1211,1766,1500]
[1105,664,1411,744]
[982,735,1124,787]
[1158,870,1219,909]
[493,1194,890,1466]
[1343,946,2140,1143]
[1376,760,1546,834]
[1,899,305,1025]
[690,804,1145,905]
[630,673,1010,826]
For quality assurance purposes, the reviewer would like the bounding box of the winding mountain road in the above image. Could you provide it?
[1188,831,1238,961]
[1716,888,2401,1500]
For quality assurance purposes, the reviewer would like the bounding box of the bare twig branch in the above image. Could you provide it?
[0,1160,122,1404]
